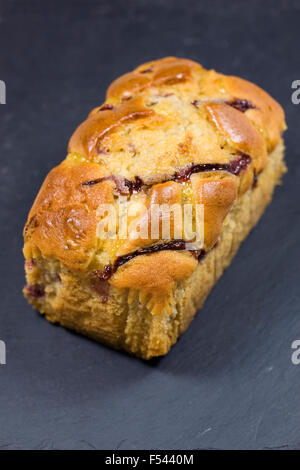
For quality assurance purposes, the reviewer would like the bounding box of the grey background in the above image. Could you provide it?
[0,0,300,450]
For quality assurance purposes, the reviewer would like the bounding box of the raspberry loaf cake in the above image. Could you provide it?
[23,57,286,359]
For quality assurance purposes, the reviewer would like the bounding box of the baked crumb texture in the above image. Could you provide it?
[23,57,286,359]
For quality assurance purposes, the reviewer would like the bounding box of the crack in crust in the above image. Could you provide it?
[92,239,206,281]
[226,98,256,112]
[173,153,250,182]
[80,153,251,192]
[81,174,144,195]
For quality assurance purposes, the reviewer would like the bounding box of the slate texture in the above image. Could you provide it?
[0,0,299,450]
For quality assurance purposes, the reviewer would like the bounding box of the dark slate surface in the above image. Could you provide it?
[0,0,300,450]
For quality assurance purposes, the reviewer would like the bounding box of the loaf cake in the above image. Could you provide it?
[23,57,286,359]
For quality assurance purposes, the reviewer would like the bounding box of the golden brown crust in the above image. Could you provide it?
[204,102,267,172]
[24,160,115,270]
[110,251,198,315]
[68,57,285,171]
[223,75,286,151]
[68,96,155,158]
[106,57,200,99]
[117,181,183,256]
[191,174,238,250]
